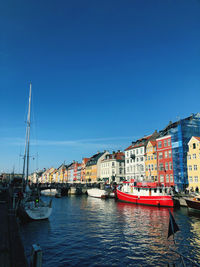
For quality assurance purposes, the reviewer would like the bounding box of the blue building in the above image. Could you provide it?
[159,113,200,190]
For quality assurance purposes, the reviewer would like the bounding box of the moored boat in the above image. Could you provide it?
[116,181,174,207]
[87,188,108,198]
[41,189,58,196]
[185,196,200,211]
[18,83,53,221]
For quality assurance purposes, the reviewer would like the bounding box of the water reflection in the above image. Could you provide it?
[20,196,200,267]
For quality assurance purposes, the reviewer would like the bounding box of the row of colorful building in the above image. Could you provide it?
[30,113,200,192]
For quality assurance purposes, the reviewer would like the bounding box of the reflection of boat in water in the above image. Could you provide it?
[87,188,108,198]
[18,84,52,221]
[185,196,200,211]
[116,181,174,207]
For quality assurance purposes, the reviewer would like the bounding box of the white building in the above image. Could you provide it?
[125,132,158,181]
[100,151,125,183]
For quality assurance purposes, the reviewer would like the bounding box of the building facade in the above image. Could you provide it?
[85,151,109,182]
[187,136,200,192]
[145,141,158,181]
[159,113,200,189]
[125,132,158,181]
[156,135,174,186]
[100,151,125,183]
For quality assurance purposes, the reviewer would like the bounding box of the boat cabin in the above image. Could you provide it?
[121,181,173,197]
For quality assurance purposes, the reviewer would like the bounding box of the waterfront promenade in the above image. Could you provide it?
[0,188,27,267]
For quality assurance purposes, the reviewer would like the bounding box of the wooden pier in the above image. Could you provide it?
[0,188,27,267]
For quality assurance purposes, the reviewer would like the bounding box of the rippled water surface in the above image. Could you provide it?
[20,196,200,266]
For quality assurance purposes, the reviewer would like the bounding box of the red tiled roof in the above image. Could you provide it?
[125,134,153,151]
[194,136,200,142]
[149,140,156,146]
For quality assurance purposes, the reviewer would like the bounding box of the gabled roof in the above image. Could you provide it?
[125,131,158,151]
[194,136,200,141]
[149,140,156,147]
[86,152,105,166]
[102,152,125,161]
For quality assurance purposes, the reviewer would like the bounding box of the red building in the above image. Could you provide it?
[156,135,174,186]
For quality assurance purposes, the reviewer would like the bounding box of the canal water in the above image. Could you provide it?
[20,195,200,266]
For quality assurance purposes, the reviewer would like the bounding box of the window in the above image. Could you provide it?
[159,163,164,171]
[140,148,143,154]
[169,151,172,158]
[164,140,167,147]
[151,155,153,160]
[148,156,150,160]
[166,175,169,182]
[193,143,196,149]
[195,176,198,182]
[159,152,163,159]
[127,167,129,172]
[151,164,154,170]
[165,162,168,170]
[193,154,196,159]
[189,165,192,171]
[154,155,157,160]
[155,164,157,170]
[160,175,164,182]
[158,141,162,148]
[112,162,115,167]
[136,149,138,155]
[141,157,143,161]
[165,151,168,158]
[126,151,129,157]
[170,174,173,182]
[137,157,139,162]
[188,155,191,160]
[169,162,172,170]
[168,139,171,146]
[189,176,193,182]
[194,165,198,171]
[127,159,129,164]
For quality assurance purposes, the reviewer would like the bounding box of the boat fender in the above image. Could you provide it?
[156,201,160,207]
[138,196,140,199]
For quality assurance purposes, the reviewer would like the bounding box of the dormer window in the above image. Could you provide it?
[193,143,196,149]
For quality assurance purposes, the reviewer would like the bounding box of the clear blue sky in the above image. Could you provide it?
[0,0,200,173]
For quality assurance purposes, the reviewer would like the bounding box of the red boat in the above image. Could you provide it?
[116,181,174,207]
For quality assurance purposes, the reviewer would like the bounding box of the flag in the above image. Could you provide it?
[167,210,180,239]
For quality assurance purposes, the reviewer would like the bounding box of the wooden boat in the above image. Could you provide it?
[116,181,174,207]
[87,188,108,198]
[185,196,200,211]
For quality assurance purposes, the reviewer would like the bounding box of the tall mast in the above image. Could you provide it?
[25,83,32,185]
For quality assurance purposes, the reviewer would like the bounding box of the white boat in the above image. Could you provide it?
[87,188,108,198]
[41,189,58,196]
[18,83,52,221]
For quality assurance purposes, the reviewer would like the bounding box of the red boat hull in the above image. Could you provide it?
[116,189,174,207]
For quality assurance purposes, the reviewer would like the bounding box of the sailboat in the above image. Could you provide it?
[18,83,52,221]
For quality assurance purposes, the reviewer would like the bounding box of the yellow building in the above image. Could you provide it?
[145,140,158,181]
[187,136,200,192]
[85,151,109,182]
